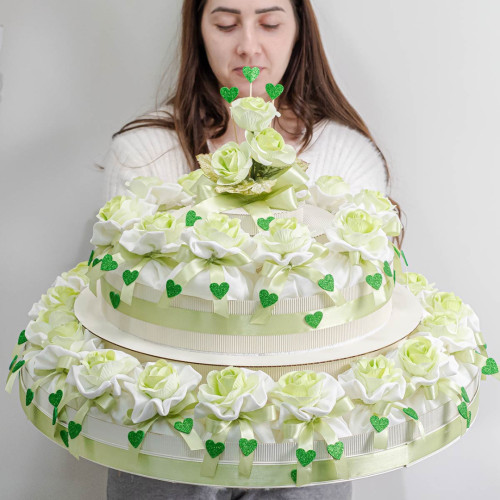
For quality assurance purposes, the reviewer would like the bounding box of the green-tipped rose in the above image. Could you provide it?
[246,128,296,167]
[82,350,139,387]
[353,189,393,212]
[137,213,184,242]
[193,213,249,249]
[399,272,435,296]
[425,291,464,314]
[41,286,80,311]
[98,196,154,225]
[254,217,312,255]
[352,355,404,395]
[138,360,180,400]
[126,176,163,198]
[399,337,441,379]
[272,370,325,407]
[177,169,204,195]
[211,141,252,185]
[231,96,280,133]
[316,176,350,196]
[343,209,381,236]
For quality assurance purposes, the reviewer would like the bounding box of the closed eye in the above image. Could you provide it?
[216,24,280,32]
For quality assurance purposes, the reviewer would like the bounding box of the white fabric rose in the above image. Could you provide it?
[230,96,280,133]
[308,175,353,213]
[124,360,202,423]
[126,176,193,208]
[211,141,253,185]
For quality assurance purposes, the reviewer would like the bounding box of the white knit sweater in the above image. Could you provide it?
[101,112,388,202]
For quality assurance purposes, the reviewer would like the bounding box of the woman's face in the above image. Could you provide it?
[201,0,298,99]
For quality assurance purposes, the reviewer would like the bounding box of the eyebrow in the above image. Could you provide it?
[210,6,285,15]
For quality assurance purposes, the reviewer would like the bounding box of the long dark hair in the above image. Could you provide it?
[113,0,405,246]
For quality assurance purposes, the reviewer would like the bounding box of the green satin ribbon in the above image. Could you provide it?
[201,405,278,478]
[18,380,481,487]
[101,277,393,337]
[88,248,125,296]
[281,396,354,486]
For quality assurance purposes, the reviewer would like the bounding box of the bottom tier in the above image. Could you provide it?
[19,369,479,488]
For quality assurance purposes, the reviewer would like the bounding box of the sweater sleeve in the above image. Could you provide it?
[307,121,389,195]
[100,125,192,202]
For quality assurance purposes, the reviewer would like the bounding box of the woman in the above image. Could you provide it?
[103,0,400,498]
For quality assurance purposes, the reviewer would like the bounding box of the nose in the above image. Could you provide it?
[236,24,262,58]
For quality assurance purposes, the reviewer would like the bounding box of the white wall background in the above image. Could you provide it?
[1,1,498,498]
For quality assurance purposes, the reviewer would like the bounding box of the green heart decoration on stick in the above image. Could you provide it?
[383,261,392,277]
[128,430,145,449]
[366,273,383,290]
[166,279,182,298]
[290,469,297,483]
[304,311,323,328]
[17,330,27,345]
[220,86,239,103]
[100,254,118,271]
[123,270,139,286]
[25,388,34,406]
[68,421,82,439]
[318,274,334,292]
[185,210,202,227]
[259,289,278,308]
[242,66,260,83]
[257,216,274,230]
[206,439,225,458]
[210,282,230,300]
[265,83,284,100]
[370,415,389,433]
[60,430,69,448]
[482,357,498,375]
[12,360,25,373]
[239,438,258,456]
[327,441,344,460]
[109,291,121,309]
[402,407,419,420]
[9,355,18,371]
[296,448,316,467]
[92,258,101,267]
[174,418,193,435]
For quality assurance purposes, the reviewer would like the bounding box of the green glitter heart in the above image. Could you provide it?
[60,430,69,448]
[185,210,202,227]
[242,66,260,83]
[393,245,401,257]
[457,402,468,419]
[370,415,389,433]
[239,438,258,456]
[12,360,25,373]
[403,407,419,420]
[296,448,316,467]
[482,357,498,375]
[209,282,230,300]
[305,311,323,328]
[467,410,472,428]
[461,386,470,403]
[25,388,34,406]
[290,469,297,483]
[68,421,82,439]
[109,291,120,309]
[100,254,118,271]
[259,289,278,308]
[326,441,344,460]
[220,86,239,103]
[9,355,18,371]
[123,270,139,286]
[257,216,274,230]
[174,418,193,435]
[87,249,95,266]
[166,279,182,298]
[128,430,145,449]
[49,390,63,408]
[265,83,284,100]
[18,330,27,345]
[205,439,225,458]
[383,261,392,277]
[366,273,383,290]
[92,258,101,267]
[318,274,334,292]
[401,250,408,266]
[52,407,58,426]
